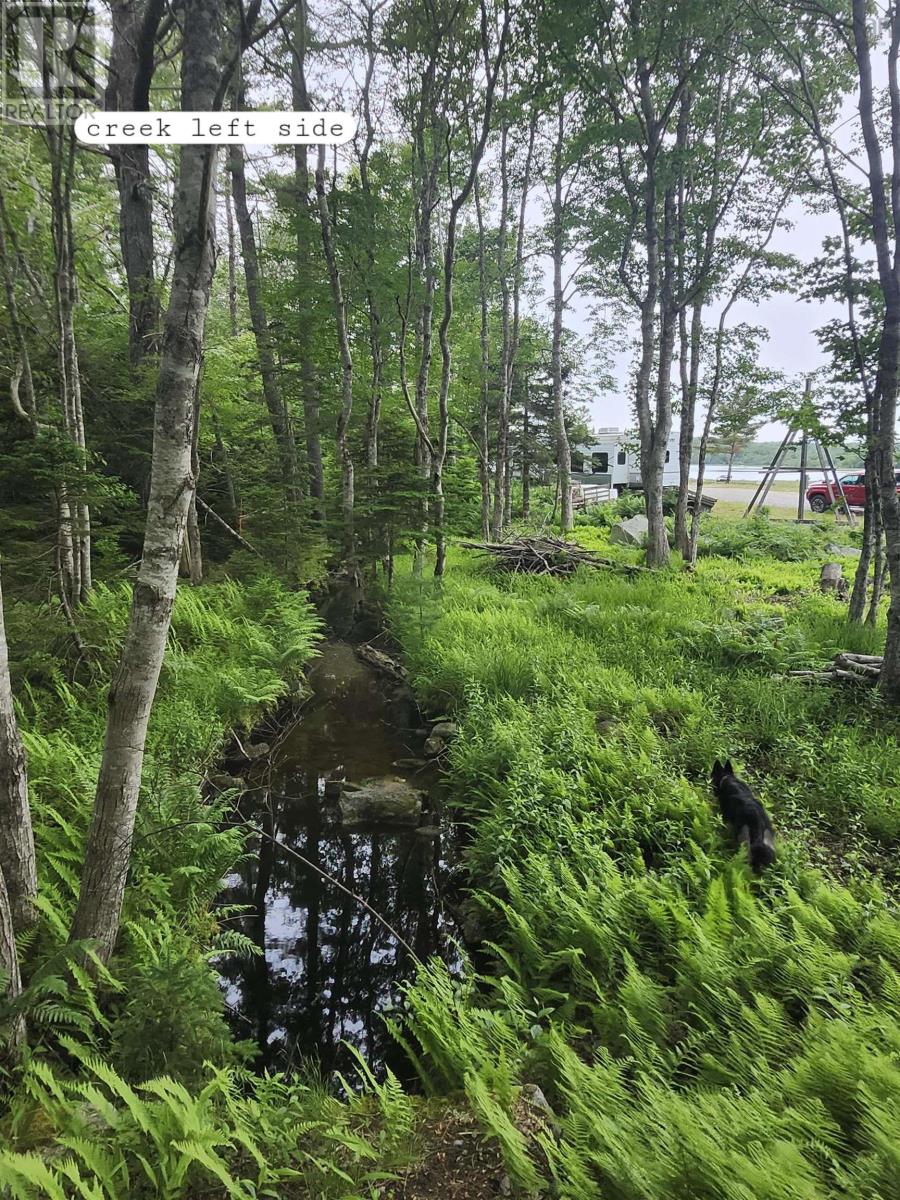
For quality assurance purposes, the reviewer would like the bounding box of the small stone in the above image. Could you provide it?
[520,1084,554,1118]
[424,734,447,758]
[596,718,618,739]
[208,773,245,793]
[244,741,271,761]
[429,720,458,740]
[458,898,485,944]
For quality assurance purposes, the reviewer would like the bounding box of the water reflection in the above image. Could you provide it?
[218,643,461,1080]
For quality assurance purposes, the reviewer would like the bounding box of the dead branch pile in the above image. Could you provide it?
[789,651,883,684]
[460,535,645,576]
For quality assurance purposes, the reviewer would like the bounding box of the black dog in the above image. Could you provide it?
[711,760,776,874]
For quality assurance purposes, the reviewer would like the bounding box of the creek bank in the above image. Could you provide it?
[215,638,465,1080]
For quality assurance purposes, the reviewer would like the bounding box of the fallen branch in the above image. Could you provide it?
[196,496,262,557]
[787,650,883,685]
[460,535,647,577]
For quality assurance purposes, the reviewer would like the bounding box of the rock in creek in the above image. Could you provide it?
[429,720,458,740]
[339,776,424,828]
[244,741,271,761]
[354,643,408,683]
[424,734,447,758]
[208,773,246,793]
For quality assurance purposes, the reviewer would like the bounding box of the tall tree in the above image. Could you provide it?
[0,563,36,935]
[105,0,166,367]
[315,145,356,557]
[70,0,223,961]
[288,0,325,519]
[549,92,573,533]
[229,136,301,504]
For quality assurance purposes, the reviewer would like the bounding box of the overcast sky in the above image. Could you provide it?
[534,198,845,442]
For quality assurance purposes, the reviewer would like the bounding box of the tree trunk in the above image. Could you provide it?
[225,177,239,339]
[0,564,37,934]
[48,123,92,603]
[0,864,24,1055]
[106,0,164,367]
[185,376,203,586]
[358,7,383,473]
[0,192,38,433]
[850,451,878,621]
[314,146,355,559]
[69,0,221,962]
[675,303,702,557]
[522,384,531,520]
[290,0,324,520]
[473,175,492,541]
[642,181,677,568]
[868,534,888,623]
[551,97,572,534]
[490,111,511,542]
[851,0,900,700]
[229,139,300,504]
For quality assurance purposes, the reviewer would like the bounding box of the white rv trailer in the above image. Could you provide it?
[571,427,681,494]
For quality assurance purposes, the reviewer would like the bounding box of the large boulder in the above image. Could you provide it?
[609,514,649,547]
[339,776,424,828]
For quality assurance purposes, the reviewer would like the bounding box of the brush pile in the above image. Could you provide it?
[460,535,644,577]
[789,652,883,684]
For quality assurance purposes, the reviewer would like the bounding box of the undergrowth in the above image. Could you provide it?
[0,580,437,1197]
[388,536,900,1197]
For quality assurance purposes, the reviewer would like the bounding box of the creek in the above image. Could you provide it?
[217,641,462,1080]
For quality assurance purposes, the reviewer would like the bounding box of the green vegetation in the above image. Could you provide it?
[700,441,865,470]
[386,529,899,1196]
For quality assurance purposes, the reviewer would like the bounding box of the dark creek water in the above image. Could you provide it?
[218,642,462,1080]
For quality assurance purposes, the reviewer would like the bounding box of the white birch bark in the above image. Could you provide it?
[69,0,221,961]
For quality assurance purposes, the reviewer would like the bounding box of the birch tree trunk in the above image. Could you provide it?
[69,0,221,961]
[47,122,92,602]
[490,109,511,541]
[0,563,36,934]
[434,0,509,576]
[314,145,355,559]
[551,96,572,534]
[291,0,325,519]
[229,139,300,504]
[675,300,702,557]
[358,1,383,473]
[473,174,492,540]
[185,376,203,586]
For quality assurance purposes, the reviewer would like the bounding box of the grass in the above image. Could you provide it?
[387,515,900,1198]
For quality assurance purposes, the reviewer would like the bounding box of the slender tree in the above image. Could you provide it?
[70,0,223,961]
[315,144,356,558]
[229,136,301,504]
[0,563,36,935]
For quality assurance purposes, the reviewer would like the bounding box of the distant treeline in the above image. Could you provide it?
[697,441,864,468]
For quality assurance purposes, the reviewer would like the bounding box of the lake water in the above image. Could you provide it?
[689,466,855,482]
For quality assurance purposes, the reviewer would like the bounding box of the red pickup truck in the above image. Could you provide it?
[806,470,900,513]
